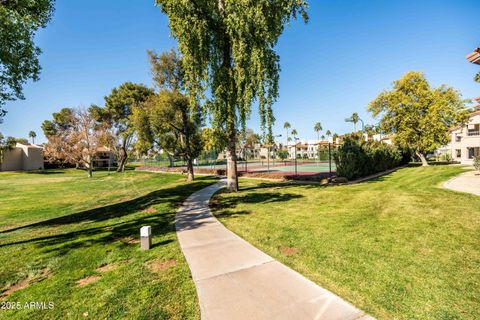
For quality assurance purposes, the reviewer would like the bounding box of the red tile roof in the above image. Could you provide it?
[467,48,480,64]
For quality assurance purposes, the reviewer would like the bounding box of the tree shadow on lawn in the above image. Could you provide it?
[3,213,178,256]
[1,180,214,234]
[25,170,66,175]
[211,191,304,219]
[0,180,216,254]
[239,181,325,192]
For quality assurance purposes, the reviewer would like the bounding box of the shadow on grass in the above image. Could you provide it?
[0,179,216,254]
[408,161,458,167]
[211,191,304,219]
[25,170,66,175]
[239,181,327,192]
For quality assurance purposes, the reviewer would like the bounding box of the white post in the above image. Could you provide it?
[140,226,152,250]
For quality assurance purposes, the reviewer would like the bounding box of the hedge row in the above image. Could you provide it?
[334,137,409,180]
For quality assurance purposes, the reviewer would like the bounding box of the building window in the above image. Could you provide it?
[455,135,461,142]
[455,149,461,158]
[468,147,480,159]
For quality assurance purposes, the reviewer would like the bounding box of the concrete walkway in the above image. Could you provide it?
[443,170,480,196]
[176,180,374,320]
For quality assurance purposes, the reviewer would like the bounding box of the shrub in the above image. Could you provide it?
[474,156,480,172]
[439,152,453,163]
[277,150,289,160]
[334,136,408,180]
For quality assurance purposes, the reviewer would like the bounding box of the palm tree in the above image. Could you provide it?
[351,113,359,131]
[283,121,291,146]
[325,130,331,139]
[291,128,298,138]
[313,122,322,140]
[290,129,298,159]
[28,131,36,144]
[321,134,325,140]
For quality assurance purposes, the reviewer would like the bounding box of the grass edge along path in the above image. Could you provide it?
[211,165,480,320]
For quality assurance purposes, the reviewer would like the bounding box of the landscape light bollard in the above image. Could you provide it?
[140,226,152,251]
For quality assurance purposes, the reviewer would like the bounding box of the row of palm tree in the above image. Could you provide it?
[283,113,375,149]
[283,121,335,146]
[283,121,294,144]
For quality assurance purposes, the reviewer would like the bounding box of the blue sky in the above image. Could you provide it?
[2,0,479,144]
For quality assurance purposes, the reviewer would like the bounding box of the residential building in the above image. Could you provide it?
[372,134,392,144]
[287,139,338,159]
[1,143,44,171]
[450,106,480,165]
[466,47,480,64]
[92,146,116,168]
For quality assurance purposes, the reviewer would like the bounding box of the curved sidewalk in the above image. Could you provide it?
[176,180,374,320]
[443,170,480,196]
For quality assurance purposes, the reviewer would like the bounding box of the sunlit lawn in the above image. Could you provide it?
[211,165,480,320]
[0,169,217,319]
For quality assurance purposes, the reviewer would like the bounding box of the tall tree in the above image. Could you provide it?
[0,133,16,170]
[283,121,291,146]
[132,49,203,181]
[28,131,36,144]
[325,129,331,139]
[41,107,74,137]
[44,107,111,177]
[156,0,308,191]
[132,91,203,181]
[368,71,469,166]
[102,82,154,172]
[0,0,55,120]
[314,122,322,140]
[201,127,226,153]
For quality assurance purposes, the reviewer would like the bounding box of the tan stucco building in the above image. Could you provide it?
[450,110,480,165]
[1,143,44,171]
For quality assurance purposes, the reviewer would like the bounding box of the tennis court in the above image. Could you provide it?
[196,160,336,175]
[135,158,336,177]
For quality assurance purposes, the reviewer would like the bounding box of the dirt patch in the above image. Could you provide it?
[146,259,177,273]
[95,263,118,273]
[279,246,299,256]
[142,207,157,214]
[0,278,30,299]
[0,267,50,299]
[112,236,140,245]
[76,275,101,287]
[123,236,140,244]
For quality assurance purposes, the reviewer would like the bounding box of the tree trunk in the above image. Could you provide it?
[226,133,239,192]
[117,139,127,172]
[87,158,93,178]
[186,158,194,181]
[416,151,429,166]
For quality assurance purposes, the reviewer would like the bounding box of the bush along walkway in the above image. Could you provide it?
[175,180,374,320]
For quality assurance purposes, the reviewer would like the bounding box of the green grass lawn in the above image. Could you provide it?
[0,169,217,319]
[211,165,480,320]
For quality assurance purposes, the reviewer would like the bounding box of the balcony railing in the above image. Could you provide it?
[467,131,480,136]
